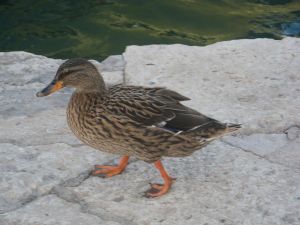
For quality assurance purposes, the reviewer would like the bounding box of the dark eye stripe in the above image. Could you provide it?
[57,68,81,80]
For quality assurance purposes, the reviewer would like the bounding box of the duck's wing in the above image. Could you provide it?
[106,85,223,133]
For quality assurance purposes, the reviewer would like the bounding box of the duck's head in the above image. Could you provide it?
[36,58,105,97]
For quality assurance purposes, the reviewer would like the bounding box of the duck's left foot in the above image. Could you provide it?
[146,178,176,198]
[92,165,124,177]
[145,160,175,198]
[91,156,129,178]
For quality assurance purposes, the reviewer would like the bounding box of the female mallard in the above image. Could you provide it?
[37,58,240,197]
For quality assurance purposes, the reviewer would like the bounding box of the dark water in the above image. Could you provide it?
[0,0,299,60]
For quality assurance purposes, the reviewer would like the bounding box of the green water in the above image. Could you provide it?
[0,0,299,60]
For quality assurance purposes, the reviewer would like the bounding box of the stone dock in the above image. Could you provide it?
[0,38,299,225]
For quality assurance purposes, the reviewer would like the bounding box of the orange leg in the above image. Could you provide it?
[92,156,129,178]
[145,160,175,198]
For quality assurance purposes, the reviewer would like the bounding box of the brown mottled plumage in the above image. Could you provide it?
[37,58,240,197]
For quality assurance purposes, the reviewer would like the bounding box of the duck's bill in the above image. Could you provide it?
[36,80,64,97]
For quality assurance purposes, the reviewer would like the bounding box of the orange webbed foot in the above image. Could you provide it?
[92,165,124,178]
[146,178,176,198]
[150,177,176,190]
[91,156,129,178]
[145,160,175,198]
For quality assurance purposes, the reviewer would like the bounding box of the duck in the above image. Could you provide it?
[36,58,240,198]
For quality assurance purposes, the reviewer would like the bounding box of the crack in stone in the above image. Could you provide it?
[122,53,129,85]
[81,203,137,225]
[121,55,126,85]
[221,139,300,173]
[0,156,136,216]
[62,172,92,188]
[51,186,136,225]
[0,139,85,149]
[1,127,298,217]
[0,192,48,215]
[0,176,89,215]
[0,166,91,214]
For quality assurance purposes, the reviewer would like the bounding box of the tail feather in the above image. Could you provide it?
[226,123,242,133]
[185,121,241,140]
[166,122,241,157]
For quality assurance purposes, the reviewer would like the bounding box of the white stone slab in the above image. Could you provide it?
[1,39,300,225]
[123,38,300,134]
[0,195,120,225]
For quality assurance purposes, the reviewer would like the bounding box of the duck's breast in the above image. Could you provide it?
[66,93,129,154]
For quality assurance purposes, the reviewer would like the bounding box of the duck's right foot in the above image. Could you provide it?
[91,156,129,178]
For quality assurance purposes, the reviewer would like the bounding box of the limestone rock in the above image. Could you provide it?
[0,142,108,213]
[1,38,300,225]
[0,195,120,225]
[0,52,123,119]
[101,55,125,72]
[56,142,300,225]
[285,126,300,140]
[123,38,300,134]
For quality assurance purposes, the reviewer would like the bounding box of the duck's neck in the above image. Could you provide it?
[76,84,107,96]
[69,90,106,115]
[71,90,105,103]
[76,72,107,96]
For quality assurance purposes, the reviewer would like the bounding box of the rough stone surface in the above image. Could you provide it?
[101,55,126,72]
[124,38,300,134]
[0,195,120,225]
[1,38,300,225]
[285,126,300,140]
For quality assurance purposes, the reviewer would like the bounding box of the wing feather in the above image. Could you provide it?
[106,85,218,133]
